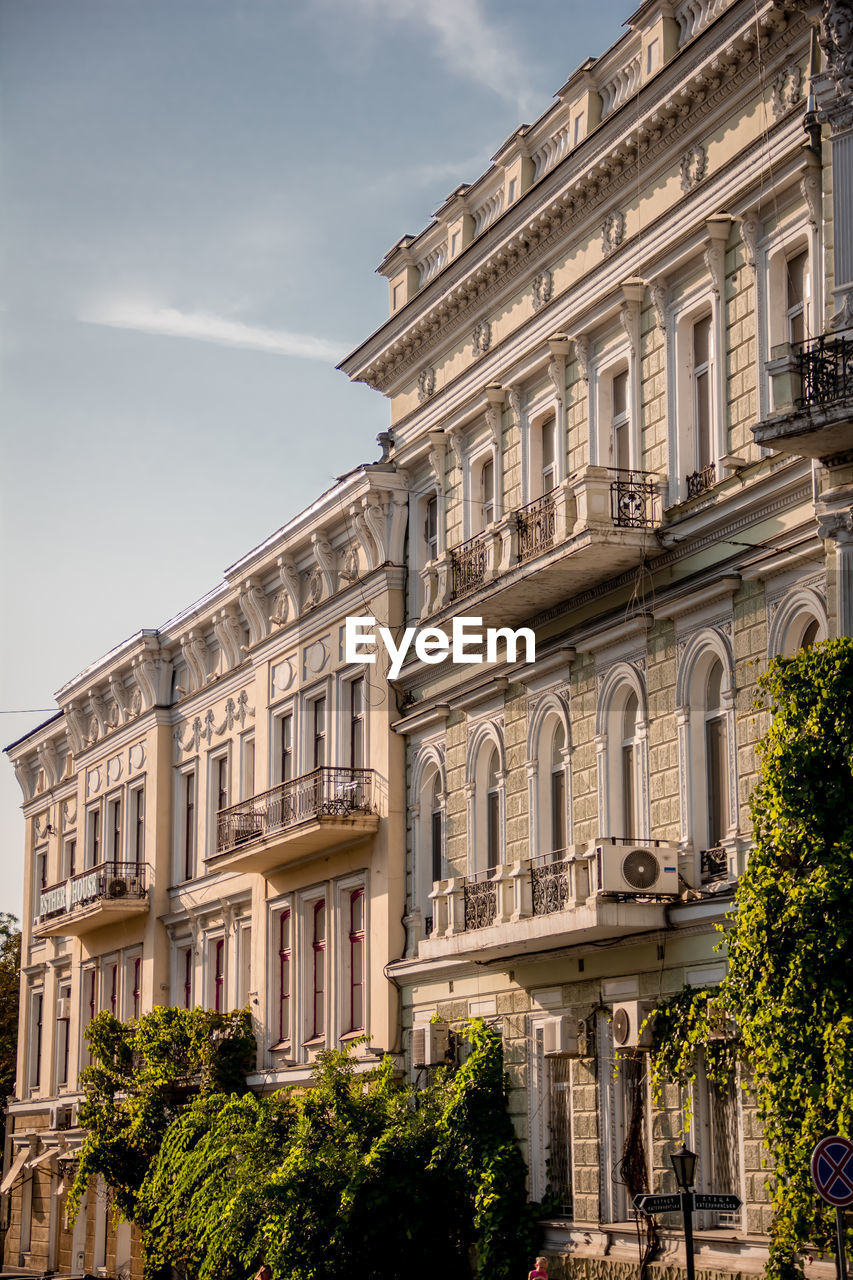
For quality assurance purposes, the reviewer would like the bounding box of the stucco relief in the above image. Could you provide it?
[271,658,296,697]
[87,767,102,798]
[601,211,625,255]
[128,742,146,773]
[417,366,436,402]
[679,143,707,192]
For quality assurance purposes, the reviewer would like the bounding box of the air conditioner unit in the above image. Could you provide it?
[56,998,70,1020]
[106,876,129,899]
[594,840,679,896]
[611,1001,654,1052]
[543,1016,579,1058]
[411,1021,451,1068]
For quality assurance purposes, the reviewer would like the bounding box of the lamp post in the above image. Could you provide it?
[671,1144,697,1280]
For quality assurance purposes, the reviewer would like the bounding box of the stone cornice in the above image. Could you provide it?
[341,3,805,394]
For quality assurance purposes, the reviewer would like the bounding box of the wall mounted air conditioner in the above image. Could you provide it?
[411,1021,451,1068]
[56,998,70,1020]
[106,875,130,899]
[611,1000,654,1052]
[594,839,679,896]
[50,1104,73,1130]
[543,1015,579,1058]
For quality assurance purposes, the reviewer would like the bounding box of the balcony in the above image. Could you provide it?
[420,467,662,627]
[423,839,678,962]
[207,766,380,874]
[755,335,853,460]
[686,462,716,499]
[33,861,149,939]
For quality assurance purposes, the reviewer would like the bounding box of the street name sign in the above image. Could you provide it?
[694,1193,742,1212]
[633,1193,682,1214]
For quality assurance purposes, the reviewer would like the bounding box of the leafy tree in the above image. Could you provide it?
[0,913,21,1143]
[648,639,853,1280]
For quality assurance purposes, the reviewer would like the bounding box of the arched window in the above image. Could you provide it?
[527,695,572,861]
[466,725,505,875]
[704,660,728,851]
[410,751,446,946]
[768,585,828,658]
[676,632,737,879]
[430,772,443,882]
[596,669,648,842]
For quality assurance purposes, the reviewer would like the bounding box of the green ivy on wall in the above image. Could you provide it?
[647,638,853,1280]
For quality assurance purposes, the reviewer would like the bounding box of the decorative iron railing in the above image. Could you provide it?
[517,489,558,563]
[463,870,497,930]
[216,766,376,854]
[700,846,727,883]
[530,851,571,915]
[37,861,148,921]
[609,469,658,528]
[449,532,489,600]
[424,914,434,937]
[686,462,716,498]
[797,332,853,408]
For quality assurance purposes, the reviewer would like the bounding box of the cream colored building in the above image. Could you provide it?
[1,456,408,1276]
[339,0,853,1274]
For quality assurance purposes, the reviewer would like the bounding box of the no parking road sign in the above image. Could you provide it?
[811,1136,853,1208]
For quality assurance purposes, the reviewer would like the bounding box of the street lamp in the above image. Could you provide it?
[670,1143,697,1191]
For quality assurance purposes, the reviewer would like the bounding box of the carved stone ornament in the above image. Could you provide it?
[417,366,436,402]
[571,333,592,382]
[650,279,668,332]
[740,211,760,272]
[532,270,553,312]
[801,168,822,230]
[269,588,290,627]
[819,0,853,99]
[340,544,360,582]
[680,143,707,192]
[772,60,804,116]
[472,320,492,355]
[506,385,522,426]
[306,568,323,607]
[601,211,626,255]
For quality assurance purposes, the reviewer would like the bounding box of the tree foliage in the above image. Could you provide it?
[0,913,21,1144]
[78,1013,535,1280]
[648,639,853,1280]
[69,1005,255,1223]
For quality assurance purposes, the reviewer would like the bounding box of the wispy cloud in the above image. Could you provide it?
[79,299,344,363]
[347,0,538,114]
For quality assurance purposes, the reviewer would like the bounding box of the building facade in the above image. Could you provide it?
[340,0,853,1274]
[4,0,853,1276]
[1,460,408,1275]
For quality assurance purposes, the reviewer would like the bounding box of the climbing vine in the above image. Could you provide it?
[73,1014,534,1280]
[647,639,853,1280]
[69,1005,255,1223]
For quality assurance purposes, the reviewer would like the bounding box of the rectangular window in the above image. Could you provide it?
[183,947,193,1010]
[280,715,293,784]
[693,315,713,470]
[542,418,557,494]
[431,807,443,883]
[425,495,439,562]
[551,768,566,853]
[31,991,43,1090]
[109,963,118,1016]
[706,717,728,848]
[242,736,255,800]
[481,457,495,528]
[612,369,630,471]
[549,1057,573,1216]
[349,890,365,1033]
[486,791,500,870]
[786,250,808,346]
[216,756,229,814]
[34,850,47,916]
[350,679,365,771]
[279,911,291,1043]
[88,808,100,869]
[65,837,77,879]
[132,957,141,1019]
[183,772,196,881]
[312,901,326,1039]
[87,968,97,1024]
[238,925,251,1009]
[56,981,71,1088]
[108,796,121,861]
[214,939,225,1014]
[313,699,327,769]
[133,789,144,862]
[622,744,636,838]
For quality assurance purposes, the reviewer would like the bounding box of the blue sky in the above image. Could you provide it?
[0,0,633,916]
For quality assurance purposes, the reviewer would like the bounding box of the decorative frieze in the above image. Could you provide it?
[472,320,492,355]
[532,270,553,312]
[602,210,625,256]
[679,142,707,192]
[417,366,436,402]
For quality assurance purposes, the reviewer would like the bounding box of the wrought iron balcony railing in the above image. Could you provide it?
[700,846,727,883]
[530,850,571,916]
[686,462,716,498]
[797,333,853,409]
[216,766,376,854]
[609,469,658,528]
[449,531,489,600]
[37,861,148,922]
[517,489,558,563]
[462,869,497,930]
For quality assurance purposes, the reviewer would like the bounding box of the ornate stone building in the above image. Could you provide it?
[340,0,853,1273]
[1,459,408,1275]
